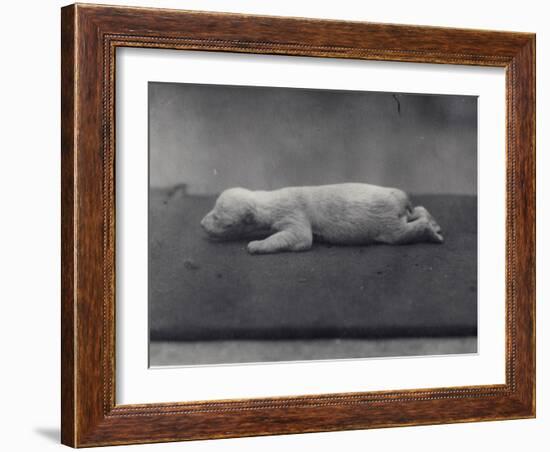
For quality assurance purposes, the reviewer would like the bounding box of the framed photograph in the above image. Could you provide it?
[61,3,535,447]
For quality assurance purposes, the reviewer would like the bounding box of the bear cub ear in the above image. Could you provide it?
[243,211,255,225]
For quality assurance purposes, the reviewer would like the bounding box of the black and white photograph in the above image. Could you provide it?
[148,82,478,367]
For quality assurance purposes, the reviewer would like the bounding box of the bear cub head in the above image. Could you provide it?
[200,187,259,239]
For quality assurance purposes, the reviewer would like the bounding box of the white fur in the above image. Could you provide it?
[200,183,443,254]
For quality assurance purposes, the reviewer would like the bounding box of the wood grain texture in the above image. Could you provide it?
[60,3,536,447]
[60,5,76,447]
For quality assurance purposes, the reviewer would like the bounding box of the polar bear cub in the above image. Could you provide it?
[200,183,443,254]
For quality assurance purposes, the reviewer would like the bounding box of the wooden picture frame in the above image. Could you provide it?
[61,3,535,447]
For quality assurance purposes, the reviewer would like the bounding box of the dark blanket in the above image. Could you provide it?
[149,188,477,341]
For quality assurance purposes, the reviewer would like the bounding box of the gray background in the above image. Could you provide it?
[149,82,477,195]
